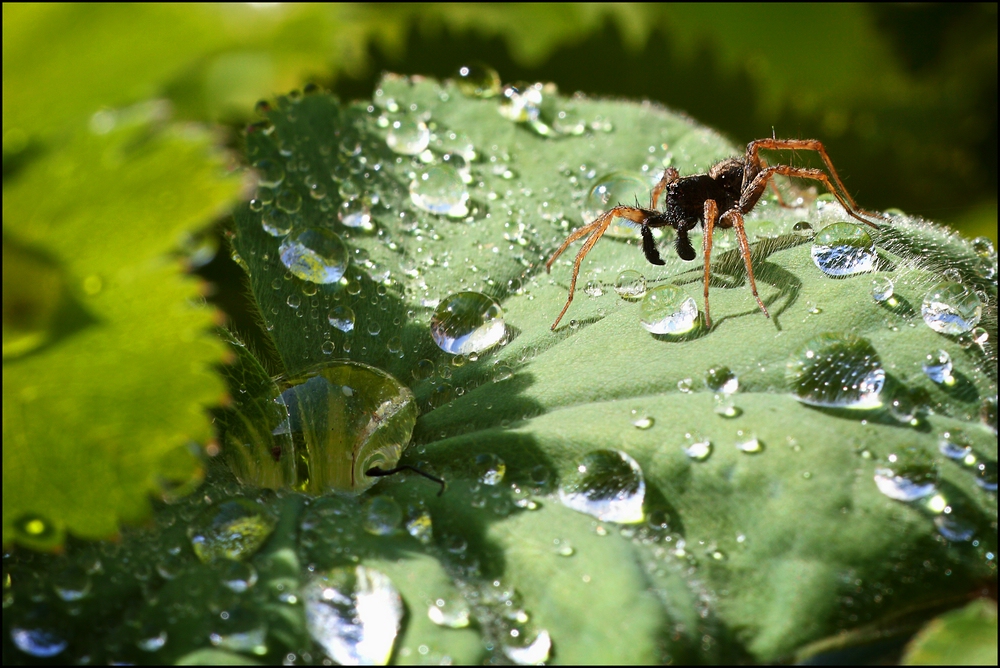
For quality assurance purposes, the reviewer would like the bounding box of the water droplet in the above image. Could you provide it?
[874,453,937,501]
[792,221,814,238]
[136,630,168,652]
[221,561,258,593]
[615,270,647,300]
[286,293,301,309]
[683,434,712,461]
[52,565,91,601]
[261,209,293,236]
[386,117,430,155]
[735,431,763,453]
[405,505,433,544]
[275,189,303,214]
[938,431,973,461]
[363,496,403,536]
[430,291,505,354]
[787,333,885,409]
[559,450,645,523]
[583,172,649,223]
[706,366,738,394]
[409,165,469,217]
[339,197,372,229]
[640,284,698,334]
[279,229,349,284]
[11,624,67,658]
[326,305,356,333]
[975,460,997,491]
[810,222,876,276]
[553,538,575,556]
[253,159,285,188]
[305,566,402,666]
[187,499,277,563]
[584,280,603,297]
[922,350,955,385]
[972,236,996,258]
[455,63,501,98]
[475,453,506,485]
[209,607,267,655]
[921,281,982,335]
[632,416,655,430]
[321,340,336,355]
[272,362,417,493]
[871,276,894,303]
[498,83,554,136]
[503,628,552,665]
[428,596,471,628]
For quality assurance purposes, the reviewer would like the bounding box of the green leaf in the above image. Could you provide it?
[2,111,241,546]
[902,599,998,665]
[226,75,995,662]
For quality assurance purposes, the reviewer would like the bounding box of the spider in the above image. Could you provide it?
[545,138,881,330]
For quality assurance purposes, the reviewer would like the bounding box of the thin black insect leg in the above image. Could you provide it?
[367,465,446,496]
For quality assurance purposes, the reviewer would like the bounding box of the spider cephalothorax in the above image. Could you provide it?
[546,138,881,329]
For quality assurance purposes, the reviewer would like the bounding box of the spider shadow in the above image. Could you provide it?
[671,233,809,331]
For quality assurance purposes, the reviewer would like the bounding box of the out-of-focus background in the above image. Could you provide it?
[5,4,995,241]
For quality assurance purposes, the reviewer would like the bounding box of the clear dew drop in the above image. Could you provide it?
[810,222,876,276]
[582,172,649,223]
[455,63,502,98]
[52,565,91,602]
[327,305,356,333]
[304,566,402,666]
[275,189,303,214]
[786,333,885,409]
[614,270,647,300]
[405,506,434,544]
[873,452,937,502]
[279,229,348,284]
[683,434,712,461]
[938,431,973,461]
[735,431,763,454]
[503,628,552,665]
[427,596,471,628]
[209,607,267,655]
[558,450,645,524]
[252,158,285,188]
[409,165,470,217]
[498,83,555,136]
[11,625,68,658]
[339,197,372,229]
[362,496,403,536]
[261,208,293,237]
[386,117,430,155]
[136,630,168,652]
[922,349,955,385]
[430,291,505,354]
[792,221,814,238]
[187,499,277,564]
[871,276,894,303]
[640,284,698,334]
[921,281,982,335]
[632,416,655,430]
[220,560,258,593]
[475,453,506,485]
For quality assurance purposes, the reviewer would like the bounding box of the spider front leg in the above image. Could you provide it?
[547,205,653,330]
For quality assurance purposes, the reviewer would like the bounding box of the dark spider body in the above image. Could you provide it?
[546,138,880,330]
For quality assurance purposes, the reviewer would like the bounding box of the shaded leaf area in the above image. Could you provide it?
[901,598,997,665]
[2,110,240,545]
[3,78,995,665]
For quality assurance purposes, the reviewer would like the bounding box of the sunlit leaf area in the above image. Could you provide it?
[3,4,996,665]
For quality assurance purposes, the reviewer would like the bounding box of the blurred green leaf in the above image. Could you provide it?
[902,599,998,665]
[2,109,241,545]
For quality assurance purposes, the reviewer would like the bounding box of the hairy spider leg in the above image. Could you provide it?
[726,208,769,318]
[702,200,718,328]
[741,165,876,230]
[546,205,652,330]
[650,167,680,209]
[745,139,881,226]
[757,156,793,208]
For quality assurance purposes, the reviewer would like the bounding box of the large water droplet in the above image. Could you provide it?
[11,625,67,658]
[558,450,645,523]
[810,222,876,276]
[272,362,417,494]
[386,117,430,155]
[921,281,982,335]
[428,596,471,628]
[409,165,469,217]
[582,172,649,223]
[253,159,285,188]
[221,561,258,593]
[430,292,505,354]
[328,305,356,333]
[922,350,955,385]
[503,628,552,665]
[261,208,293,237]
[871,276,894,303]
[279,229,348,284]
[456,63,501,98]
[874,453,937,501]
[615,270,647,300]
[475,453,506,485]
[787,333,885,409]
[640,284,698,334]
[209,607,267,655]
[305,566,402,666]
[362,496,403,536]
[52,565,91,601]
[187,499,277,563]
